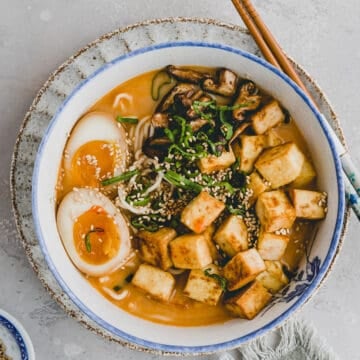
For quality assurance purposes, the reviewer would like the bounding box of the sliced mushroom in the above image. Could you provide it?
[189,119,209,132]
[202,68,238,97]
[186,94,213,119]
[142,136,171,160]
[166,65,211,84]
[232,81,262,121]
[229,122,251,144]
[151,113,169,128]
[156,83,198,113]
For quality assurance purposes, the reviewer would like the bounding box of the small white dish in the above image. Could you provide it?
[0,309,35,360]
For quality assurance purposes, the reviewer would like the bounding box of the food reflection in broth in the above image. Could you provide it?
[56,66,328,326]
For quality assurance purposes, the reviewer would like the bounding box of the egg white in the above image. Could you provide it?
[64,111,128,177]
[57,187,131,277]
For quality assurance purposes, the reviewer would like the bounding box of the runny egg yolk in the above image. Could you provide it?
[70,140,117,188]
[73,206,120,265]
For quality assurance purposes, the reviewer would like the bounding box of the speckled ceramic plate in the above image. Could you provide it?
[10,18,349,355]
[0,309,35,360]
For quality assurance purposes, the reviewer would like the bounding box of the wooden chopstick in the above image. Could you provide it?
[231,0,314,101]
[231,0,360,221]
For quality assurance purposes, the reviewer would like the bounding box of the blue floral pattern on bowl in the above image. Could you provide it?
[0,314,29,360]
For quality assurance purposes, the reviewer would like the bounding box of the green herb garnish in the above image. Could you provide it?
[131,196,151,207]
[204,268,227,290]
[101,169,139,186]
[84,227,104,253]
[116,116,139,124]
[164,170,203,193]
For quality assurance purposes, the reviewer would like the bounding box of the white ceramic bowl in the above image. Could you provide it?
[32,42,345,355]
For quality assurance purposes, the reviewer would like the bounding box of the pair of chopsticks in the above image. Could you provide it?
[231,0,360,221]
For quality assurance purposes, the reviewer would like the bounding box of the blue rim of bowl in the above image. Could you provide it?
[32,41,345,354]
[0,311,32,360]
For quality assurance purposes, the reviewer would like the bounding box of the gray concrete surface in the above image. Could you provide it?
[1,0,359,359]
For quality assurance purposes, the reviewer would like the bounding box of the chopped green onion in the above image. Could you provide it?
[101,169,139,186]
[116,116,139,124]
[84,227,104,253]
[213,181,236,194]
[204,268,227,290]
[113,285,122,292]
[131,217,159,232]
[131,196,151,207]
[164,128,175,142]
[219,110,233,141]
[164,170,203,193]
[227,204,245,216]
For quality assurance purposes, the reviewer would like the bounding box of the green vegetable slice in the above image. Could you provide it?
[84,227,104,253]
[101,169,139,186]
[204,268,227,290]
[151,70,173,101]
[116,116,139,124]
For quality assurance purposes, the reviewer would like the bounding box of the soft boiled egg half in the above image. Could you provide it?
[57,187,131,277]
[63,111,128,189]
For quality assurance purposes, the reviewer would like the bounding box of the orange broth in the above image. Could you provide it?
[56,68,317,326]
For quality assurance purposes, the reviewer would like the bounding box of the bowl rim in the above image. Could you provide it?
[32,41,345,354]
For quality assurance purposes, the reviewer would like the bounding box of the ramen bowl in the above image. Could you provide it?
[32,42,345,355]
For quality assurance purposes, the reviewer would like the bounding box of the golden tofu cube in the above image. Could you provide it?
[201,225,221,262]
[264,129,284,148]
[257,260,289,293]
[138,227,177,270]
[181,191,225,233]
[223,248,266,291]
[289,189,327,219]
[247,171,270,205]
[238,135,266,173]
[291,159,317,188]
[225,281,272,319]
[251,100,285,135]
[198,150,236,174]
[183,264,224,306]
[255,142,305,188]
[169,234,212,269]
[132,264,175,302]
[255,190,296,232]
[213,215,248,257]
[257,231,289,260]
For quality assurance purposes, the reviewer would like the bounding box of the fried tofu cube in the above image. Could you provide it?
[132,264,175,302]
[183,264,224,306]
[241,135,267,173]
[257,231,289,260]
[291,159,317,188]
[181,191,225,233]
[198,150,236,174]
[201,225,221,262]
[247,171,270,205]
[223,248,266,291]
[264,129,284,148]
[255,190,296,232]
[289,189,327,219]
[169,234,212,269]
[225,281,272,319]
[255,142,305,188]
[137,227,177,270]
[213,215,248,257]
[256,260,289,293]
[251,100,285,135]
[235,135,266,173]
